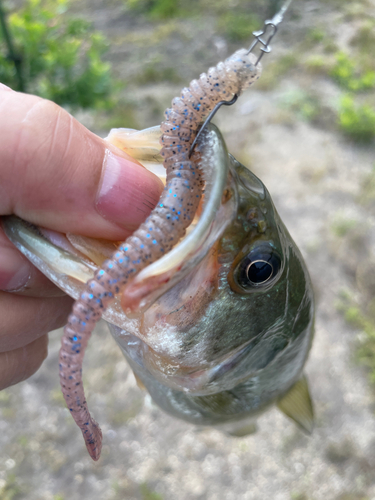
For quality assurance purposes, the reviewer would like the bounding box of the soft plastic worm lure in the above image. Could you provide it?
[59,4,291,461]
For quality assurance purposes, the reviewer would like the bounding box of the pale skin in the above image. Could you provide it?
[0,83,164,391]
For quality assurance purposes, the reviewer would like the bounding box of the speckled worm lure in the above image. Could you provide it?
[59,0,293,459]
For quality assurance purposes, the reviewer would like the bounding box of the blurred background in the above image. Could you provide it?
[0,0,375,499]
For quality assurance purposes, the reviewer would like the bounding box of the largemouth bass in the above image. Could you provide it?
[2,123,314,449]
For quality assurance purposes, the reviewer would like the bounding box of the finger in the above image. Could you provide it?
[0,83,12,92]
[0,226,66,296]
[0,89,164,241]
[0,291,73,352]
[0,334,48,390]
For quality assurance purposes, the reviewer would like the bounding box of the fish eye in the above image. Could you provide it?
[247,259,273,284]
[236,245,281,290]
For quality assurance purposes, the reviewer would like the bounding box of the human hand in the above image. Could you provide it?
[0,83,163,390]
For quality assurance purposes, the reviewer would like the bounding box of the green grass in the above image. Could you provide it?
[324,33,375,142]
[338,95,375,143]
[331,52,375,92]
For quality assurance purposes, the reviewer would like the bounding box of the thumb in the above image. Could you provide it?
[0,87,164,241]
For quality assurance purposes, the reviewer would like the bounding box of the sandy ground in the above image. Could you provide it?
[1,1,375,499]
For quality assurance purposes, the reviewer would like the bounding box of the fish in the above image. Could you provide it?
[2,122,314,452]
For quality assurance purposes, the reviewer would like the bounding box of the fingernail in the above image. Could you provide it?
[0,83,13,92]
[96,150,163,230]
[0,247,31,292]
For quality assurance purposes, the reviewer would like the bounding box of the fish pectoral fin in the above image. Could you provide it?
[276,374,314,434]
[133,373,146,391]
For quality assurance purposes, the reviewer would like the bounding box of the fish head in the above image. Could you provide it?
[127,133,314,406]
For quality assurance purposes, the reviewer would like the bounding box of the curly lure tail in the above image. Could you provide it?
[59,49,261,460]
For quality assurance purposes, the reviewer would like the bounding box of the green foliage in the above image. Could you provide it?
[0,0,113,108]
[338,94,375,143]
[328,41,375,143]
[331,52,375,92]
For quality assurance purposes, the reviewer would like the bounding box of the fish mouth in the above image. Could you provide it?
[1,124,237,343]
